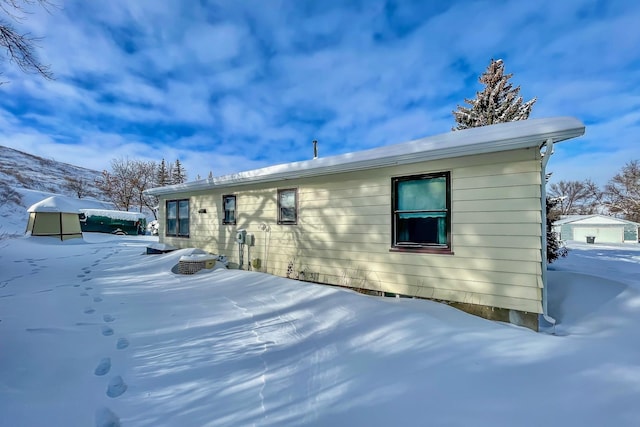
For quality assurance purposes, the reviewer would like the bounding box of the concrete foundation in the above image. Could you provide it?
[448,302,539,331]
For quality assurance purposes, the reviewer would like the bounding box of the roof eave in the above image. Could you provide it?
[145,118,585,197]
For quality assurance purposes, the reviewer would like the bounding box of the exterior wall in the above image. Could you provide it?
[158,147,544,314]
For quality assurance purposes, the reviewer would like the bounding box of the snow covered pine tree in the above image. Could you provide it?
[172,159,187,184]
[451,59,565,262]
[452,59,536,130]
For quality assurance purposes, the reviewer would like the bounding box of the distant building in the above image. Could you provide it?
[553,214,640,244]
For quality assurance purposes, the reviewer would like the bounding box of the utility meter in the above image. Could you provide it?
[235,229,246,244]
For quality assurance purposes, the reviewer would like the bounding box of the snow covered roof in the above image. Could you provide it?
[27,196,86,213]
[27,195,115,214]
[79,209,146,221]
[554,214,640,226]
[146,116,585,196]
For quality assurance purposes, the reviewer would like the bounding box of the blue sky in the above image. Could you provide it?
[0,0,638,186]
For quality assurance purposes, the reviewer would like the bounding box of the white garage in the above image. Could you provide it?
[554,215,639,244]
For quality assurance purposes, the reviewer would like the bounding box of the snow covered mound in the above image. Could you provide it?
[547,241,640,337]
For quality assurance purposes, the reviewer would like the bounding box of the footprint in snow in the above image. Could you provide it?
[101,326,114,336]
[84,307,96,314]
[95,407,120,427]
[80,292,89,296]
[106,376,127,398]
[85,286,93,290]
[77,274,85,278]
[116,338,129,350]
[103,314,115,323]
[94,357,111,376]
[82,278,92,282]
[93,296,103,303]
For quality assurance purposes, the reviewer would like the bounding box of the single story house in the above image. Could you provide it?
[146,116,585,330]
[553,214,639,243]
[26,196,84,241]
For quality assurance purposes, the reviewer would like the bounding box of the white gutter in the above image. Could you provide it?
[540,138,556,326]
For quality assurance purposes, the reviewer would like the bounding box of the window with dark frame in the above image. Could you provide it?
[391,172,451,252]
[222,195,236,225]
[166,199,190,237]
[277,188,297,224]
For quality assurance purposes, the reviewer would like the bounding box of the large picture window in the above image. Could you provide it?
[278,188,297,225]
[166,199,190,237]
[392,172,451,252]
[222,195,236,225]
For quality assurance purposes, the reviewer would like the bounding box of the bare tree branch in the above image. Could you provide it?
[0,0,54,80]
[602,160,640,222]
[547,179,602,215]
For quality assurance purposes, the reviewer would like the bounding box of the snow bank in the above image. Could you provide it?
[0,238,639,426]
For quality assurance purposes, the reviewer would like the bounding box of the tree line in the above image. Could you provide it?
[64,158,194,219]
[548,161,640,223]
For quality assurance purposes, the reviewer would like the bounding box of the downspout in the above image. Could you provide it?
[540,138,556,326]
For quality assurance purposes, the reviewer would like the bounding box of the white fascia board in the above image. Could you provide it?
[146,116,585,197]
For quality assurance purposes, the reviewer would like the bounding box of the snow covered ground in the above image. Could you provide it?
[1,229,639,426]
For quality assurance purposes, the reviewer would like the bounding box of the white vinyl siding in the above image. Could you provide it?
[158,148,544,314]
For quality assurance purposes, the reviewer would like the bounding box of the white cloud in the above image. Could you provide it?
[0,0,638,192]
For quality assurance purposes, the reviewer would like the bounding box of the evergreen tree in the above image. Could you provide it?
[546,197,568,263]
[452,59,536,130]
[172,159,187,184]
[156,159,170,186]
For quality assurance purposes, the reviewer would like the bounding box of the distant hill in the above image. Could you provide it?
[0,145,103,197]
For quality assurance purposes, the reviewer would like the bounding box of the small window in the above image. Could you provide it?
[392,172,451,252]
[222,195,236,225]
[166,199,190,237]
[278,188,297,225]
